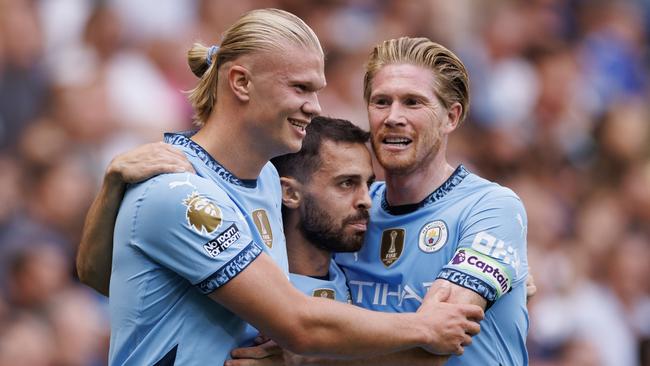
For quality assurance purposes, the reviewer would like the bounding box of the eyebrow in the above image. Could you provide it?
[334,174,361,180]
[307,81,327,92]
[334,174,374,182]
[370,91,429,100]
[290,76,326,91]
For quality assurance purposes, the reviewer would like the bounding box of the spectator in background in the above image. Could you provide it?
[0,314,55,366]
[0,0,49,150]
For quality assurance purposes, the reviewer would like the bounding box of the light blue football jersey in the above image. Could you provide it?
[109,173,262,366]
[335,165,529,366]
[164,133,288,345]
[109,132,287,365]
[164,132,288,275]
[289,261,351,303]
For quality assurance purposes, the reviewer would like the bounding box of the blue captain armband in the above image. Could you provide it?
[436,248,513,303]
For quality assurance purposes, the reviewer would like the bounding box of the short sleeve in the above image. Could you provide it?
[129,173,263,295]
[436,187,528,304]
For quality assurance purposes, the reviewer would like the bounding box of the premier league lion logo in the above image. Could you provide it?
[183,191,222,235]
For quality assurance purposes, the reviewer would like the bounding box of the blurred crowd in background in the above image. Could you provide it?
[1,0,649,365]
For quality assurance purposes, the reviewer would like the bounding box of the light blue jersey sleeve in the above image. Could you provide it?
[437,187,528,304]
[130,173,263,295]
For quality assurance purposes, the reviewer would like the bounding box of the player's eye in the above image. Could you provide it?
[404,98,419,106]
[371,97,390,107]
[340,180,354,188]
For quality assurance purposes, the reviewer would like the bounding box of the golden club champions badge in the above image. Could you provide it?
[183,192,222,235]
[252,209,273,248]
[418,220,448,253]
[380,229,405,267]
[312,288,336,300]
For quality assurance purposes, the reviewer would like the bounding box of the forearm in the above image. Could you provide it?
[217,254,482,359]
[76,172,125,295]
[430,279,487,309]
[294,348,449,366]
[290,297,431,358]
[214,255,435,359]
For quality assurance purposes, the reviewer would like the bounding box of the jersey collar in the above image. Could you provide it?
[382,164,469,215]
[164,131,258,188]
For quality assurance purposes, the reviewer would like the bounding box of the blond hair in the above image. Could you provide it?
[363,37,470,124]
[187,8,323,126]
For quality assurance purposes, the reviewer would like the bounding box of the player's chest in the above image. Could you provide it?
[290,274,351,303]
[196,166,287,262]
[363,212,460,270]
[338,212,462,310]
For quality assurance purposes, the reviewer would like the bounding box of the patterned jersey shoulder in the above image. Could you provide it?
[438,172,529,303]
[122,172,262,293]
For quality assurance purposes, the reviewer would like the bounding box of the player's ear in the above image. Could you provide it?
[443,102,462,133]
[228,65,251,102]
[280,177,302,209]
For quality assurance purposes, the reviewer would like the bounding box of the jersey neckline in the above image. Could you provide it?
[164,131,259,188]
[381,164,470,215]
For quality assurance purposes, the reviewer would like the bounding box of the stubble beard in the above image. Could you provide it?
[299,195,368,253]
[371,132,442,176]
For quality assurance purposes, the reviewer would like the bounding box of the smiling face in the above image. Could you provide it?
[247,45,326,157]
[299,140,374,252]
[367,63,452,175]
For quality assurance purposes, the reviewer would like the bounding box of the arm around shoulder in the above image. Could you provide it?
[76,142,194,295]
[211,252,482,359]
[76,170,127,295]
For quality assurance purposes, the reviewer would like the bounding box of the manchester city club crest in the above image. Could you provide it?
[312,288,336,300]
[183,192,222,235]
[252,209,273,248]
[380,228,405,267]
[418,220,448,253]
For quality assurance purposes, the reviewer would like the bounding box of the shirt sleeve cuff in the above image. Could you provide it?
[195,241,263,295]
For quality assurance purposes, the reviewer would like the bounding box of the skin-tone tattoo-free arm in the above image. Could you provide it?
[225,281,480,366]
[227,341,449,366]
[76,143,194,295]
[212,253,483,359]
[75,143,486,359]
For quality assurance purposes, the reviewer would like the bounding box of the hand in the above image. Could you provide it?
[106,142,194,184]
[226,340,285,366]
[526,274,537,303]
[417,282,484,356]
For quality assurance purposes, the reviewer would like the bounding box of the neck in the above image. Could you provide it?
[192,108,268,180]
[284,213,331,277]
[384,148,455,206]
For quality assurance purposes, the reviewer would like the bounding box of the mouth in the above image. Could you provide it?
[288,118,309,132]
[347,221,367,232]
[345,215,369,232]
[381,136,412,148]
